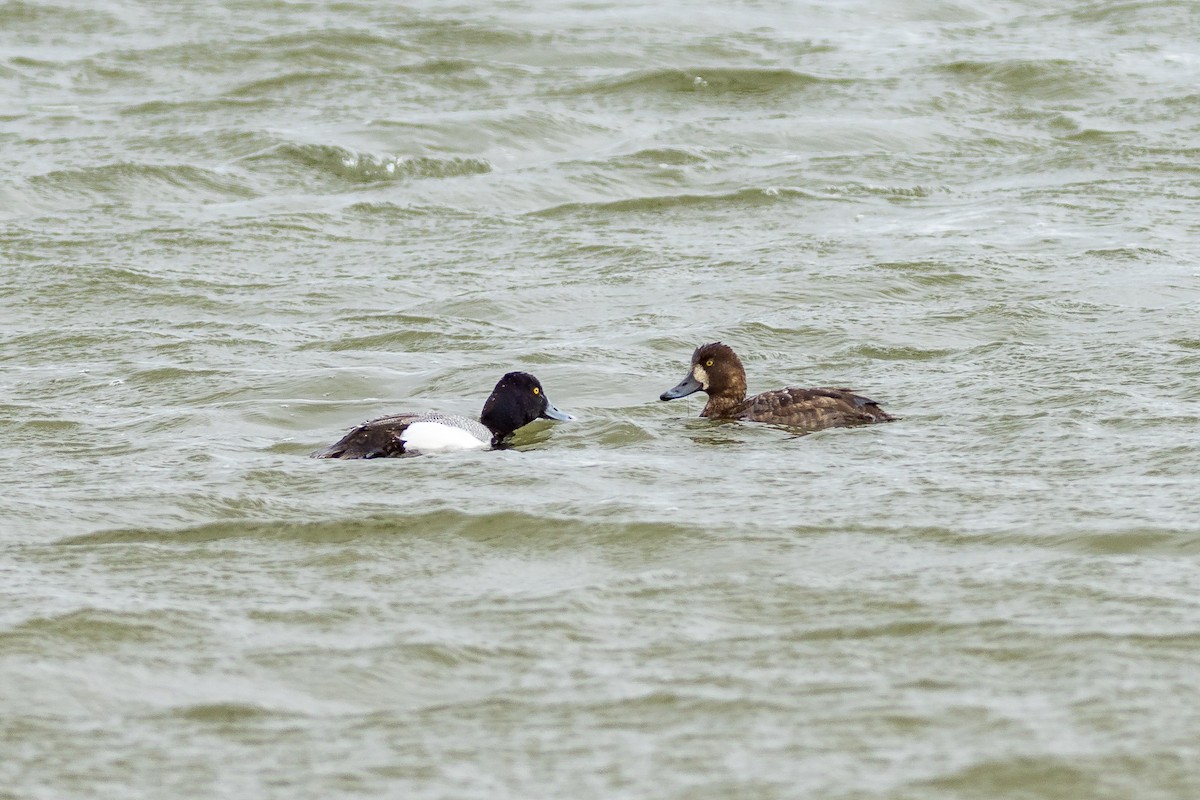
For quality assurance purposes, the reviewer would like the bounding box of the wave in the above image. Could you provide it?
[619,146,715,167]
[301,324,504,353]
[575,66,841,97]
[911,755,1124,798]
[97,29,410,79]
[533,178,941,216]
[533,186,825,216]
[240,143,492,185]
[25,162,256,205]
[119,96,272,116]
[0,1,120,33]
[0,608,201,653]
[341,201,453,219]
[907,525,1200,556]
[170,703,284,723]
[57,510,700,547]
[239,29,409,65]
[935,58,1103,100]
[227,69,348,99]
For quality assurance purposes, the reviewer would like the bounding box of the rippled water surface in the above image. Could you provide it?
[3,0,1200,797]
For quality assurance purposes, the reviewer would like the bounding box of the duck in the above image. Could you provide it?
[312,371,573,458]
[659,342,895,431]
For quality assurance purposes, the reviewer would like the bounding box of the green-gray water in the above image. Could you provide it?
[3,1,1199,797]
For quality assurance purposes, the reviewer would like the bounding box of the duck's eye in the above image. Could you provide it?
[532,387,540,395]
[705,359,714,367]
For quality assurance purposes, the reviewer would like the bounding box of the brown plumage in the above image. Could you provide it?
[659,342,896,431]
[311,412,427,459]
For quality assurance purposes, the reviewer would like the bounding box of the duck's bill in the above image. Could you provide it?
[540,402,575,421]
[660,373,702,400]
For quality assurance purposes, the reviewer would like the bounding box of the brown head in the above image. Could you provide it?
[659,342,748,409]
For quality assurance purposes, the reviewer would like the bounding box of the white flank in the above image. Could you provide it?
[399,421,488,453]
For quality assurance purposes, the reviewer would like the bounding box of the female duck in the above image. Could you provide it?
[660,342,895,431]
[313,371,573,459]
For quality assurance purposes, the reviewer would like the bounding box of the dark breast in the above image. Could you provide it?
[735,387,895,431]
[311,413,421,459]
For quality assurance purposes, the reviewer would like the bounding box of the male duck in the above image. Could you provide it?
[312,371,573,458]
[660,342,895,431]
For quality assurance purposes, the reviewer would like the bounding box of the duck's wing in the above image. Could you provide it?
[738,387,896,431]
[311,413,423,459]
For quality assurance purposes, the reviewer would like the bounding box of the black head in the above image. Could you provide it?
[479,371,574,444]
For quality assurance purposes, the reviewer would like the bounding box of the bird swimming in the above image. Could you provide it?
[660,342,895,432]
[312,371,573,458]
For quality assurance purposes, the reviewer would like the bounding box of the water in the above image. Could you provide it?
[3,0,1199,797]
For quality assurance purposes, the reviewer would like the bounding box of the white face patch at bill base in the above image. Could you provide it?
[399,421,489,452]
[692,364,709,389]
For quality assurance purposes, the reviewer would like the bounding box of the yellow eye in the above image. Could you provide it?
[705,359,713,367]
[533,387,540,395]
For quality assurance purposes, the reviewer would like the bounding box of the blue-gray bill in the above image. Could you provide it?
[660,373,702,400]
[541,402,575,421]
